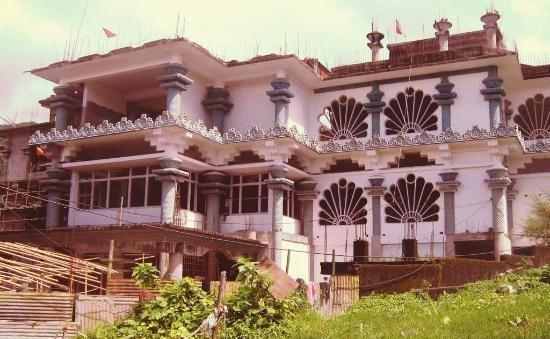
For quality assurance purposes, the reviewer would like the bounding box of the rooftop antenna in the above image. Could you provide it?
[175,13,180,38]
[71,0,89,60]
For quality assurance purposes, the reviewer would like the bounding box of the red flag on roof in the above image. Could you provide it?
[35,146,45,156]
[102,27,117,38]
[395,19,405,36]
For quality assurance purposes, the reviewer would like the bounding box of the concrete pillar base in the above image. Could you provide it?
[371,235,382,258]
[158,252,170,279]
[168,253,183,280]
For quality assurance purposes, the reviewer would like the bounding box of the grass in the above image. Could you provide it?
[258,267,550,339]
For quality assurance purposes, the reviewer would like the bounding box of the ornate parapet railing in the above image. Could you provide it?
[318,124,524,153]
[525,139,550,153]
[28,112,224,145]
[28,111,532,154]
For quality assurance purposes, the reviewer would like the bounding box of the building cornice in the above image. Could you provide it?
[27,111,546,155]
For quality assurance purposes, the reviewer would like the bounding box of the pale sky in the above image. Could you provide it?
[1,0,549,123]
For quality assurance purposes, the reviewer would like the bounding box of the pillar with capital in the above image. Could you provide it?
[158,63,193,114]
[202,87,233,132]
[40,85,79,131]
[200,171,228,233]
[295,180,319,281]
[506,178,518,241]
[436,171,460,256]
[266,76,294,126]
[365,176,386,258]
[480,67,505,129]
[485,167,512,260]
[152,157,189,224]
[433,75,457,131]
[365,84,385,137]
[265,165,293,267]
[41,169,70,228]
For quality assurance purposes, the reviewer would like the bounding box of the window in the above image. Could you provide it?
[229,174,268,214]
[283,188,298,218]
[78,166,161,209]
[176,173,204,214]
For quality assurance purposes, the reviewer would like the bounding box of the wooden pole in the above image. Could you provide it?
[285,249,291,273]
[331,249,336,277]
[212,270,226,339]
[118,196,124,227]
[331,249,336,314]
[107,239,115,278]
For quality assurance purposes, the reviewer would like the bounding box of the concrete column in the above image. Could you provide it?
[41,169,70,228]
[158,63,193,114]
[295,180,319,281]
[265,165,293,267]
[39,85,79,131]
[486,168,512,260]
[480,67,505,129]
[266,77,294,126]
[152,157,189,224]
[506,179,518,239]
[366,31,384,62]
[202,87,233,132]
[168,245,184,280]
[481,11,500,49]
[433,75,457,131]
[433,19,452,52]
[157,242,174,280]
[436,171,460,256]
[365,84,385,137]
[365,176,386,258]
[200,171,228,232]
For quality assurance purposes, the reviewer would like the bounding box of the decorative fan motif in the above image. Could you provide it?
[319,179,368,225]
[384,87,438,135]
[319,96,369,141]
[384,174,440,223]
[513,93,550,140]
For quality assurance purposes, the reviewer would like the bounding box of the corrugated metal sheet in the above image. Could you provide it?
[0,320,79,338]
[74,295,138,333]
[0,292,75,322]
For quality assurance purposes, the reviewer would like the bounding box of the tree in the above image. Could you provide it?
[524,193,550,246]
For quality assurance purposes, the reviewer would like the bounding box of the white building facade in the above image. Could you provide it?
[6,12,549,281]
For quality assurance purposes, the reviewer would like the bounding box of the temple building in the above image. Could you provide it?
[1,10,549,282]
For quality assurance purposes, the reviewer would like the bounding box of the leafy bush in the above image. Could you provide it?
[83,258,309,338]
[83,277,215,338]
[221,257,310,338]
[131,263,160,290]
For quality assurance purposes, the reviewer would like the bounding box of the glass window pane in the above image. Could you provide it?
[78,182,92,209]
[93,181,107,209]
[131,178,146,207]
[190,182,196,210]
[242,186,259,213]
[242,175,259,184]
[109,179,129,208]
[147,179,162,206]
[261,184,268,212]
[80,171,93,180]
[94,171,108,179]
[178,181,189,210]
[231,186,240,214]
[110,168,130,177]
[132,167,147,175]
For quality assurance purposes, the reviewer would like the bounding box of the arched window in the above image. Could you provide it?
[319,96,369,141]
[384,87,438,135]
[384,174,440,224]
[513,93,550,140]
[319,179,368,225]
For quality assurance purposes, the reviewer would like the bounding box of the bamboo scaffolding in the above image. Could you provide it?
[0,242,113,292]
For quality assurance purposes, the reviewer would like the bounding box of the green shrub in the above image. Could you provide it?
[131,262,160,290]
